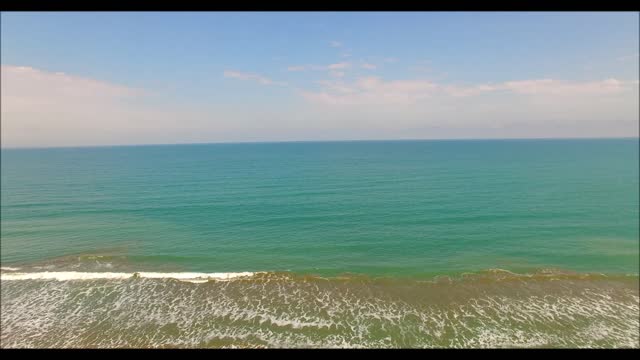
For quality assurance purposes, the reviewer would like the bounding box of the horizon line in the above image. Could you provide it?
[2,135,638,151]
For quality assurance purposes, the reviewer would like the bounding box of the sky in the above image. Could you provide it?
[1,12,638,148]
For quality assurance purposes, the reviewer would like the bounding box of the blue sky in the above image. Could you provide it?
[1,12,638,147]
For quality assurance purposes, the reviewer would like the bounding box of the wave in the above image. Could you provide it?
[1,267,638,283]
[0,267,21,271]
[0,271,263,283]
[1,267,638,288]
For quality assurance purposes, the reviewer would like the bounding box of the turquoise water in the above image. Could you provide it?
[2,139,639,348]
[1,138,639,276]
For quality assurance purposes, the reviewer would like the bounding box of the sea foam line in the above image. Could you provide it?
[0,271,261,282]
[0,267,21,271]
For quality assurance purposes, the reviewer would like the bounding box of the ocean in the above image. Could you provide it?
[1,138,638,348]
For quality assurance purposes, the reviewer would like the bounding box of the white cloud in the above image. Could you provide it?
[1,65,165,147]
[1,65,146,117]
[329,41,342,48]
[361,63,377,70]
[223,70,285,85]
[2,65,142,103]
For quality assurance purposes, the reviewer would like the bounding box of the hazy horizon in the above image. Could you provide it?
[1,135,639,150]
[1,12,639,148]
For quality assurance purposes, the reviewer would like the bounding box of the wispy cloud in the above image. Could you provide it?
[298,75,638,138]
[287,63,351,72]
[329,41,342,48]
[223,70,285,85]
[617,53,639,61]
[286,65,306,71]
[501,78,627,95]
[301,76,636,106]
[302,77,437,105]
[409,60,432,73]
[287,64,326,72]
[3,65,637,147]
[327,62,350,70]
[361,63,377,70]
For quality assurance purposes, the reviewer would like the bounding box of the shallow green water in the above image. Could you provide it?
[2,139,638,276]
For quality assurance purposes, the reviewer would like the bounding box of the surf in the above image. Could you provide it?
[0,271,262,283]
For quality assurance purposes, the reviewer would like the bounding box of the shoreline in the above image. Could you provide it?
[2,268,638,348]
[1,265,639,283]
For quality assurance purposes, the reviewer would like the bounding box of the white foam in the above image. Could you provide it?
[1,267,21,271]
[0,271,261,282]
